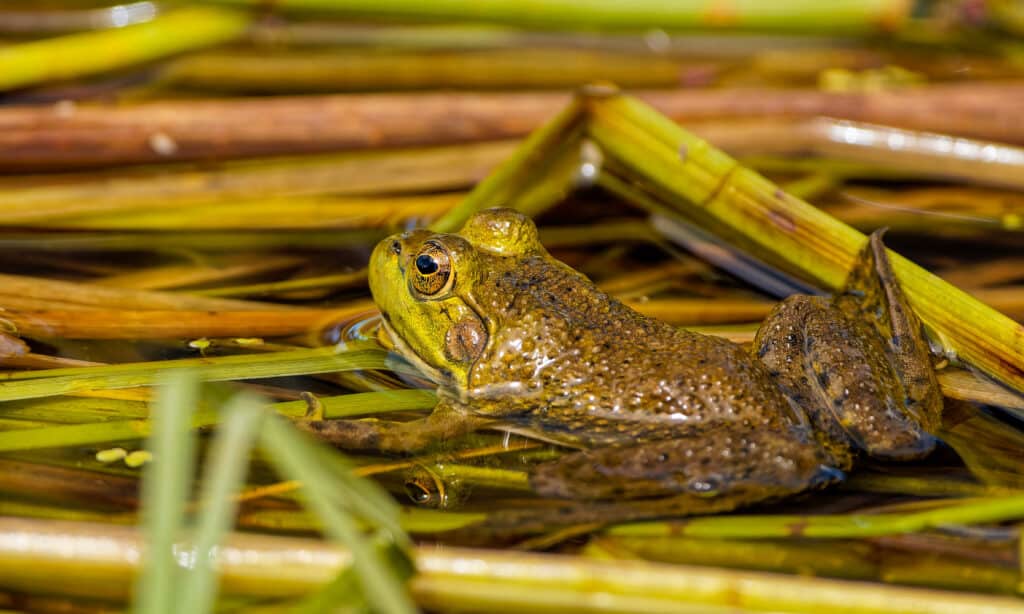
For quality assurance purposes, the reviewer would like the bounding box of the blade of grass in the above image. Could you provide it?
[0,389,436,452]
[260,416,416,614]
[180,393,265,614]
[293,566,367,614]
[606,493,1024,539]
[273,420,407,544]
[205,0,909,33]
[0,347,397,403]
[133,370,199,614]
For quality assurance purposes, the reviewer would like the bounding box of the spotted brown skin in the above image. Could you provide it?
[311,208,942,518]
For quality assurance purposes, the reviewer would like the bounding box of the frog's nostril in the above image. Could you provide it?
[390,240,402,255]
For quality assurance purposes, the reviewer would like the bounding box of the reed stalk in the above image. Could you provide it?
[607,494,1024,539]
[206,0,910,33]
[91,255,305,290]
[0,7,250,92]
[588,535,1019,595]
[0,272,294,312]
[161,49,689,93]
[6,83,1024,171]
[0,142,514,224]
[0,307,350,340]
[585,93,1024,392]
[3,518,1023,613]
[49,194,461,231]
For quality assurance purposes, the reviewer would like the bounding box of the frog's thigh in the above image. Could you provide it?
[530,426,841,501]
[297,401,490,453]
[757,294,936,462]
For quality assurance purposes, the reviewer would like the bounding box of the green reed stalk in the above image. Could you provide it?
[0,7,250,91]
[206,0,909,33]
[4,519,1024,613]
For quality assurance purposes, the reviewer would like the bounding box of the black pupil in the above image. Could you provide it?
[416,254,439,275]
[405,483,431,503]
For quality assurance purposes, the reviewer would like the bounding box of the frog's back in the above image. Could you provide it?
[466,254,802,446]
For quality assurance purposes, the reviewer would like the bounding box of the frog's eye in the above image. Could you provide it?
[410,241,453,297]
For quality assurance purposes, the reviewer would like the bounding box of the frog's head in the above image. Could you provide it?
[368,208,543,388]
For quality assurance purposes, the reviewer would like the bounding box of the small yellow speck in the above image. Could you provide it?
[233,337,264,346]
[1002,213,1021,230]
[95,447,127,463]
[125,450,153,467]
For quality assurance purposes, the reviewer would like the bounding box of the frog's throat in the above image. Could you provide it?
[379,316,464,394]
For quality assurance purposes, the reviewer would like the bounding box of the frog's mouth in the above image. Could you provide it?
[378,313,460,392]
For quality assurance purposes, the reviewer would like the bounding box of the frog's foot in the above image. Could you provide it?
[754,231,942,463]
[295,402,490,454]
[530,426,841,500]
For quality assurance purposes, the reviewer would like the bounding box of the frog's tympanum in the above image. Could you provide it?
[305,208,943,518]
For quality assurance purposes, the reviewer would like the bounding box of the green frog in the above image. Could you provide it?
[303,208,942,517]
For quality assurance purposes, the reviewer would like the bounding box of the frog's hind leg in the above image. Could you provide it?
[530,426,841,501]
[838,230,943,434]
[755,230,942,464]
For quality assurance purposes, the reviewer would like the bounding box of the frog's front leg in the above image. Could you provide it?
[296,400,493,454]
[754,230,942,466]
[531,425,841,501]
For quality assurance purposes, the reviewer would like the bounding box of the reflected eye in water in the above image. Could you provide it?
[404,479,437,505]
[402,464,468,510]
[410,241,453,297]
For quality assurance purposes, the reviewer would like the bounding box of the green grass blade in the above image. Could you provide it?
[607,493,1024,539]
[0,389,436,452]
[293,565,367,614]
[0,348,396,402]
[180,393,265,614]
[267,417,407,544]
[132,370,200,614]
[260,416,416,614]
[206,0,908,34]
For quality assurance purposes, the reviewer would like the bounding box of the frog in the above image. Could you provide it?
[301,208,943,519]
